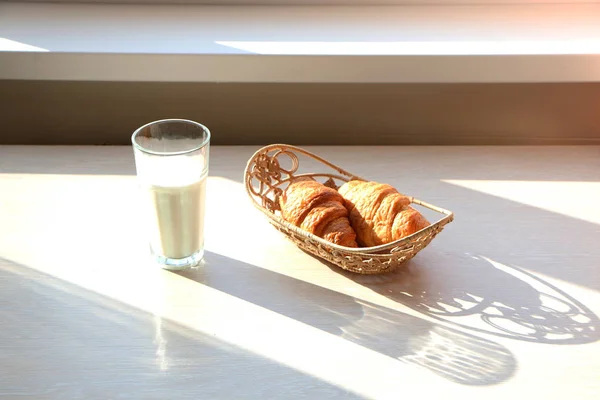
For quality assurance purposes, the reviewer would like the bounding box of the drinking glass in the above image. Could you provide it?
[132,119,210,269]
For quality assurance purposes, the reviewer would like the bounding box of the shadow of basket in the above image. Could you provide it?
[340,253,600,345]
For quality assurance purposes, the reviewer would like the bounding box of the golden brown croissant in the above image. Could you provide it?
[338,180,429,247]
[279,179,358,247]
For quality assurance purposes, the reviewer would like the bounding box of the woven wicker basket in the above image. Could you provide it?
[244,144,454,274]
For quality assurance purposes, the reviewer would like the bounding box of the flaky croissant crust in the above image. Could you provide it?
[279,179,358,248]
[339,180,430,247]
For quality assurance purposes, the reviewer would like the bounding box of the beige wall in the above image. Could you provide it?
[1,80,600,145]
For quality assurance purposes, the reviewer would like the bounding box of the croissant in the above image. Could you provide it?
[338,180,429,247]
[279,178,358,247]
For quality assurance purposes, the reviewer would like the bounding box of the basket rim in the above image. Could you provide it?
[244,144,454,254]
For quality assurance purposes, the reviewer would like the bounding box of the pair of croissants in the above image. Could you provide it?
[279,178,429,248]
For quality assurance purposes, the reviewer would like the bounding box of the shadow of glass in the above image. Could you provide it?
[340,253,600,345]
[0,258,362,399]
[177,252,517,386]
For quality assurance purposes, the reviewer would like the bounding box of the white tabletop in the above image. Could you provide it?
[1,145,599,399]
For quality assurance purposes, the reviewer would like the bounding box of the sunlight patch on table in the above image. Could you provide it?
[443,180,600,225]
[0,173,471,399]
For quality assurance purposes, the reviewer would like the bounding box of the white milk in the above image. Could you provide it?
[143,176,207,259]
[136,155,208,260]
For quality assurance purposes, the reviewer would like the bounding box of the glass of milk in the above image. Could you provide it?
[131,119,210,270]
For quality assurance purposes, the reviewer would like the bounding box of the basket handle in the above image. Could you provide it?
[244,144,365,183]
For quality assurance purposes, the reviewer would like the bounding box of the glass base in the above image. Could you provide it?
[152,248,204,270]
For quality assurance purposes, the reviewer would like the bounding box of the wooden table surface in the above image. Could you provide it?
[1,145,599,399]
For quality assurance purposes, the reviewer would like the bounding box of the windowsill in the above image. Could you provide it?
[1,2,600,83]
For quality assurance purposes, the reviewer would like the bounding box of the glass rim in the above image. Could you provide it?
[131,118,211,156]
